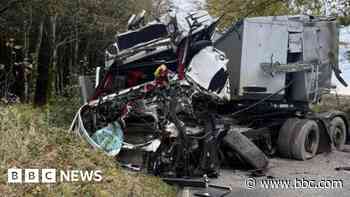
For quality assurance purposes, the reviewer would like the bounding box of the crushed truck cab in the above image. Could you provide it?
[73,12,349,180]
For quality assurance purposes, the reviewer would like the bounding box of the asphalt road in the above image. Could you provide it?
[178,145,350,197]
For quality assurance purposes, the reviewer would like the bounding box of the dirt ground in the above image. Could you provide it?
[179,145,350,197]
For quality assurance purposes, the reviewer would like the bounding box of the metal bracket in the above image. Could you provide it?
[260,62,314,75]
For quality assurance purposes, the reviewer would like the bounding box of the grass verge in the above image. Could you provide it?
[0,104,176,197]
[313,94,350,117]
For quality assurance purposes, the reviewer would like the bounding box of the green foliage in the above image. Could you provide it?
[207,0,291,29]
[0,104,176,197]
[208,0,350,29]
[339,16,350,26]
[1,0,157,106]
[312,95,350,117]
[292,0,324,15]
[45,86,81,129]
[0,2,177,196]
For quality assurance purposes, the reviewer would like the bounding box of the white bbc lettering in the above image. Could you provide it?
[80,170,94,182]
[41,169,56,183]
[70,170,80,182]
[94,170,103,182]
[8,168,104,183]
[7,169,22,183]
[24,169,39,183]
[60,170,70,182]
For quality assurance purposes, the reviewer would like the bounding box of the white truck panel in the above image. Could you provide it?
[239,19,288,96]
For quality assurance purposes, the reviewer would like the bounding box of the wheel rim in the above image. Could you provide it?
[304,129,318,154]
[333,126,345,148]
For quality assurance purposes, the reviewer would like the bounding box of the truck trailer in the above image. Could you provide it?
[213,15,348,161]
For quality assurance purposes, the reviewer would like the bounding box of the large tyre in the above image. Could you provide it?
[223,129,269,169]
[291,119,320,160]
[330,117,347,150]
[278,119,320,160]
[277,118,302,159]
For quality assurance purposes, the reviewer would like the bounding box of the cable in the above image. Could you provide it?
[231,80,294,117]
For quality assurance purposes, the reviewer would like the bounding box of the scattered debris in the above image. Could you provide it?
[163,175,232,197]
[249,169,267,178]
[335,167,350,171]
[0,92,20,104]
[71,10,349,189]
[120,162,142,172]
[91,121,124,156]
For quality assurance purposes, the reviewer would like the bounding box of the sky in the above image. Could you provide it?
[337,27,350,95]
[170,0,350,95]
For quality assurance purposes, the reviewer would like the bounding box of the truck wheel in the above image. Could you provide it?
[277,118,301,159]
[223,129,269,169]
[291,119,320,160]
[330,117,347,150]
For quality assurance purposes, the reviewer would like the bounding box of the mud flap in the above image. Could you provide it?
[316,111,350,149]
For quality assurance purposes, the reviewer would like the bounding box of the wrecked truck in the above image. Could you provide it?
[71,11,349,179]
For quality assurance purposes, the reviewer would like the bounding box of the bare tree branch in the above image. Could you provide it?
[57,38,77,48]
[0,0,21,15]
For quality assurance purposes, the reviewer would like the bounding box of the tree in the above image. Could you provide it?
[207,0,291,28]
[208,0,350,28]
[0,0,22,15]
[1,0,155,106]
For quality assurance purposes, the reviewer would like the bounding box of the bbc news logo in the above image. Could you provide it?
[7,168,103,183]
